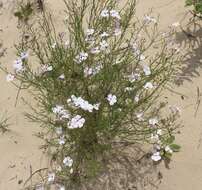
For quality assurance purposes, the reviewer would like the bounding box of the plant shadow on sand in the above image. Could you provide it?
[81,144,162,190]
[174,16,202,85]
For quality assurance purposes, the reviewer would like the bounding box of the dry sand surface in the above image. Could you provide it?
[0,0,202,189]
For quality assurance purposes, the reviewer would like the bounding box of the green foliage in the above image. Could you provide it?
[14,1,34,23]
[170,144,181,152]
[186,0,202,15]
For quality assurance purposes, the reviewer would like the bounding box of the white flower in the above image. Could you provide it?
[51,42,57,49]
[76,52,88,63]
[100,32,109,38]
[93,103,100,110]
[128,73,140,82]
[165,145,173,153]
[65,40,69,47]
[124,87,133,92]
[20,52,29,60]
[84,67,93,77]
[63,156,73,167]
[48,172,55,182]
[139,54,145,61]
[149,118,158,126]
[151,134,159,142]
[101,9,109,18]
[157,129,162,135]
[144,82,154,89]
[142,64,151,76]
[151,152,161,161]
[100,40,109,50]
[136,112,144,121]
[6,74,15,82]
[107,94,117,106]
[59,74,65,80]
[91,47,101,54]
[58,136,65,145]
[71,95,97,112]
[86,28,95,36]
[52,105,70,120]
[41,64,53,73]
[110,10,121,20]
[68,115,85,129]
[13,59,24,72]
[52,105,64,114]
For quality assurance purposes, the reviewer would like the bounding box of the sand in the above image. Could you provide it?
[0,0,202,189]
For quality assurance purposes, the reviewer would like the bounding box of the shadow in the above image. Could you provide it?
[174,18,202,85]
[83,144,162,190]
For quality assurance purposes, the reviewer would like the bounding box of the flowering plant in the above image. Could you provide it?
[2,0,181,189]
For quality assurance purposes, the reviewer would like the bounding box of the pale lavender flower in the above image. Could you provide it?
[68,115,85,129]
[48,172,55,182]
[110,10,121,20]
[6,74,15,82]
[151,152,161,161]
[107,94,117,106]
[101,9,109,18]
[63,156,73,167]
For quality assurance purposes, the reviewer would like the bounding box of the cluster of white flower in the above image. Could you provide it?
[151,151,161,162]
[6,73,15,82]
[150,124,175,162]
[151,145,173,162]
[7,51,29,81]
[70,95,100,112]
[58,135,66,145]
[91,46,101,54]
[48,172,55,182]
[63,156,73,167]
[101,9,121,20]
[40,64,53,73]
[76,51,88,63]
[127,73,141,83]
[84,64,103,77]
[107,94,117,106]
[68,115,85,129]
[144,82,154,89]
[13,59,24,73]
[149,117,158,126]
[52,105,70,120]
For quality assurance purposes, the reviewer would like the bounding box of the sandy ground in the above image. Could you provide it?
[0,0,202,189]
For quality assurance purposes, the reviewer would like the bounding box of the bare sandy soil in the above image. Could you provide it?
[0,0,202,189]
